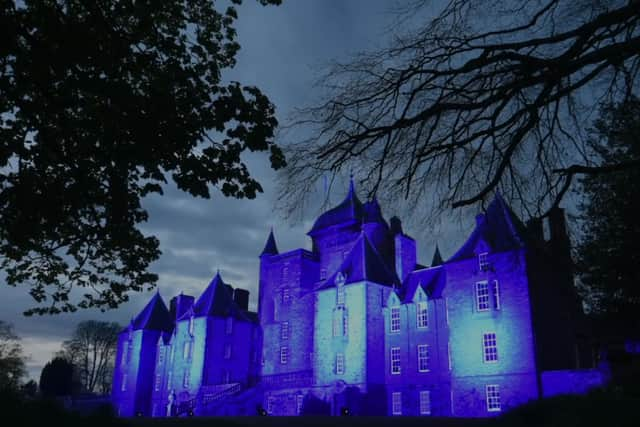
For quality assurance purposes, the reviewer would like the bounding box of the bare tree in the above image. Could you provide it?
[0,321,26,390]
[281,0,640,222]
[58,321,120,394]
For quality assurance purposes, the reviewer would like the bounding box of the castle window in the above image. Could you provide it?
[444,298,449,325]
[491,280,500,309]
[337,286,346,306]
[282,266,289,283]
[320,269,327,280]
[183,370,190,388]
[390,307,401,333]
[417,344,430,372]
[281,321,289,340]
[417,301,428,328]
[280,346,289,364]
[224,343,232,359]
[486,385,501,412]
[336,353,345,375]
[333,308,348,337]
[447,341,452,370]
[281,287,291,305]
[166,371,172,390]
[154,373,162,391]
[157,347,165,366]
[419,390,431,415]
[226,317,233,334]
[121,373,127,391]
[183,340,193,361]
[266,396,274,414]
[170,344,175,363]
[392,391,402,415]
[475,281,490,311]
[188,315,194,336]
[483,333,498,363]
[296,393,304,415]
[391,347,401,374]
[479,252,490,271]
[121,344,129,366]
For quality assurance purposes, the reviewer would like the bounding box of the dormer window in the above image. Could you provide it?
[478,252,490,271]
[390,307,401,333]
[417,301,428,328]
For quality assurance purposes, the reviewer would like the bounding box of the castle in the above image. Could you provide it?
[112,181,607,417]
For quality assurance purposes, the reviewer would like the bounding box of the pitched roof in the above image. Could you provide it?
[321,233,399,288]
[401,266,446,302]
[448,193,527,262]
[308,179,365,235]
[431,245,444,267]
[188,272,256,322]
[260,229,279,257]
[131,292,173,332]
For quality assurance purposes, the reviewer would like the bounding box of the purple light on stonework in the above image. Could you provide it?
[112,186,607,417]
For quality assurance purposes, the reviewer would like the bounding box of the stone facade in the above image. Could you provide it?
[112,181,605,417]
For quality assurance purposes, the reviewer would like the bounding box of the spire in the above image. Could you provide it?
[431,244,444,267]
[260,228,279,257]
[131,292,173,332]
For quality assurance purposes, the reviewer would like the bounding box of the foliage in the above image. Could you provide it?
[39,357,75,397]
[282,0,640,222]
[576,97,640,333]
[0,0,285,315]
[0,320,27,390]
[57,320,120,394]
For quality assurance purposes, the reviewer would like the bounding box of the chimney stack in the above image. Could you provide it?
[233,288,250,311]
[170,294,194,320]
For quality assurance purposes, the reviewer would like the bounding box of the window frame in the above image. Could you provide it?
[475,281,490,311]
[478,252,490,271]
[419,390,432,415]
[280,346,289,364]
[390,347,401,375]
[281,321,289,340]
[224,343,232,359]
[417,301,428,328]
[483,332,499,363]
[417,344,430,372]
[391,391,402,415]
[486,384,501,412]
[390,307,401,333]
[491,280,501,310]
[336,353,345,375]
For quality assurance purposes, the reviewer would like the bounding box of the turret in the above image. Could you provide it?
[390,216,417,282]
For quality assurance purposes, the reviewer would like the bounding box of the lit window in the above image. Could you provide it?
[336,353,345,375]
[417,301,428,328]
[419,390,431,415]
[183,370,190,388]
[166,371,172,391]
[483,333,498,363]
[188,316,194,335]
[224,343,232,359]
[417,344,430,372]
[337,287,346,306]
[486,385,501,412]
[491,280,500,309]
[157,347,165,366]
[226,317,233,334]
[333,309,348,337]
[479,252,490,271]
[392,391,402,415]
[154,373,162,391]
[280,346,289,364]
[281,287,290,304]
[266,396,274,414]
[121,373,127,391]
[296,394,304,415]
[281,321,289,340]
[390,307,401,333]
[183,340,192,360]
[390,347,401,374]
[476,281,490,311]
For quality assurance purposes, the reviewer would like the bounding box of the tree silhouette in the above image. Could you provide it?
[282,0,640,222]
[57,321,120,394]
[0,320,26,390]
[39,357,75,397]
[0,0,284,315]
[576,96,640,335]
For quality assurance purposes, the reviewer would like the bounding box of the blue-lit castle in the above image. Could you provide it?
[112,181,606,417]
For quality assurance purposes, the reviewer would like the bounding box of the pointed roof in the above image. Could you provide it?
[401,266,446,302]
[431,245,444,266]
[132,292,173,332]
[448,193,527,262]
[188,272,254,321]
[260,229,279,257]
[363,197,389,227]
[308,178,365,235]
[321,233,399,288]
